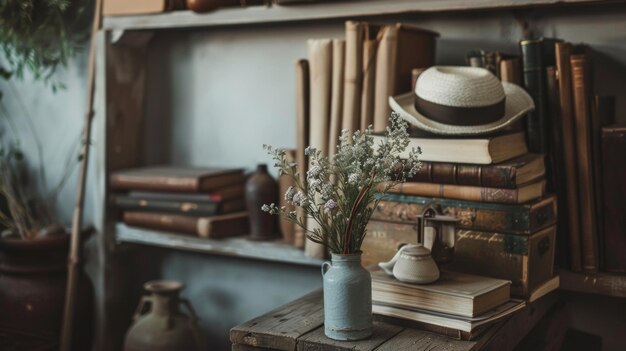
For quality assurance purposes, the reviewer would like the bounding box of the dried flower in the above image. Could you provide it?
[262,113,421,254]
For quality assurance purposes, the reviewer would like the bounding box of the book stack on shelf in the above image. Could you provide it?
[110,166,250,238]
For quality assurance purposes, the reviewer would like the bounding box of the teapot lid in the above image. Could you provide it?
[401,244,431,257]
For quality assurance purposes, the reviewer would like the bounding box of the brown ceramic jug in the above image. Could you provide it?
[124,280,202,351]
[245,164,279,240]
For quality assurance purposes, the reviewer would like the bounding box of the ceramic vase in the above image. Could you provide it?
[0,235,93,351]
[245,164,279,240]
[124,280,202,351]
[321,253,372,341]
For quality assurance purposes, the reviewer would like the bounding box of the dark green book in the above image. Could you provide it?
[112,195,245,216]
[373,194,556,235]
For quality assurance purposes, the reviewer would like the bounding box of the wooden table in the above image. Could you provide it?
[230,290,558,351]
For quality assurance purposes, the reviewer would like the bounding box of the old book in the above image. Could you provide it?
[128,183,244,203]
[373,299,525,334]
[328,39,345,157]
[546,66,568,267]
[113,196,245,216]
[371,131,527,164]
[372,269,511,317]
[555,41,582,272]
[103,0,182,16]
[387,180,546,204]
[520,38,561,154]
[409,154,545,189]
[110,166,245,192]
[528,275,559,303]
[591,96,615,270]
[449,225,556,297]
[294,59,310,249]
[601,126,626,273]
[342,21,364,134]
[373,24,439,132]
[123,211,249,239]
[500,57,522,85]
[571,53,599,273]
[372,194,557,234]
[360,37,378,131]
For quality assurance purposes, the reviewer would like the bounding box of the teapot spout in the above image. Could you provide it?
[378,245,406,276]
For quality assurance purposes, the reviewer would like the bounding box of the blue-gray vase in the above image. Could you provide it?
[321,253,373,341]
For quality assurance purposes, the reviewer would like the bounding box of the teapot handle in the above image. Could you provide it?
[132,296,153,321]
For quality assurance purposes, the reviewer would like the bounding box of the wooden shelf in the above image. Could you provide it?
[115,223,324,267]
[559,269,626,298]
[102,0,618,31]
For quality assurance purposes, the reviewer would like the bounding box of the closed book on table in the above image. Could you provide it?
[371,131,527,165]
[571,53,599,273]
[387,179,546,204]
[601,126,626,273]
[372,194,557,234]
[409,154,545,189]
[123,211,249,239]
[110,166,245,192]
[128,183,244,203]
[449,225,556,297]
[372,269,511,318]
[555,41,582,272]
[113,195,245,216]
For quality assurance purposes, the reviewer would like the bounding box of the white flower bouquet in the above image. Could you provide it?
[263,113,421,255]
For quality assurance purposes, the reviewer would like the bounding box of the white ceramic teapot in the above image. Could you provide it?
[378,244,440,284]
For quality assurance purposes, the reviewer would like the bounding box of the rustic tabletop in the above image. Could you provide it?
[230,290,558,351]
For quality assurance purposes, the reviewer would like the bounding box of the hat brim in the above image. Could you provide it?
[389,82,535,136]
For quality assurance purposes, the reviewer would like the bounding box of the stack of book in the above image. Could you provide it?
[367,129,559,298]
[371,268,531,340]
[110,166,249,239]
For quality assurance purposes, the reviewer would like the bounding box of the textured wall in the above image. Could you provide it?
[1,4,626,350]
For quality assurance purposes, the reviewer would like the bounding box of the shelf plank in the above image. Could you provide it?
[115,223,325,267]
[103,0,617,31]
[559,269,626,298]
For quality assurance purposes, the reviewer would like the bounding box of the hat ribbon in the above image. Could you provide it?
[414,95,505,126]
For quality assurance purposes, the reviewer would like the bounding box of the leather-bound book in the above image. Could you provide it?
[113,196,244,216]
[555,41,582,272]
[546,65,568,267]
[601,125,626,273]
[484,52,518,78]
[571,53,599,273]
[409,154,545,189]
[373,24,439,132]
[294,59,310,249]
[500,57,522,85]
[110,166,244,192]
[387,179,546,204]
[328,39,345,158]
[591,96,615,270]
[123,211,249,239]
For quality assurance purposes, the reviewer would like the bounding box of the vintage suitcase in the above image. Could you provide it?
[363,220,556,297]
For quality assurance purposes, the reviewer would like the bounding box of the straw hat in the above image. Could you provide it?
[389,66,534,135]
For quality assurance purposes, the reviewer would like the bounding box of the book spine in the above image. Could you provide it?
[294,59,310,249]
[520,39,548,154]
[410,162,518,189]
[114,196,219,216]
[571,53,599,273]
[197,213,250,239]
[392,182,526,204]
[546,66,569,267]
[342,21,364,134]
[372,195,556,234]
[123,212,199,235]
[328,39,345,159]
[591,96,615,271]
[110,175,199,192]
[601,126,626,273]
[360,37,378,131]
[373,25,398,132]
[555,42,582,272]
[500,57,522,85]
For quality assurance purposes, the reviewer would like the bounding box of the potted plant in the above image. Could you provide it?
[262,113,421,340]
[0,1,93,349]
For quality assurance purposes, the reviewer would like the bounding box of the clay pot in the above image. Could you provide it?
[245,164,279,240]
[124,280,202,351]
[0,234,94,350]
